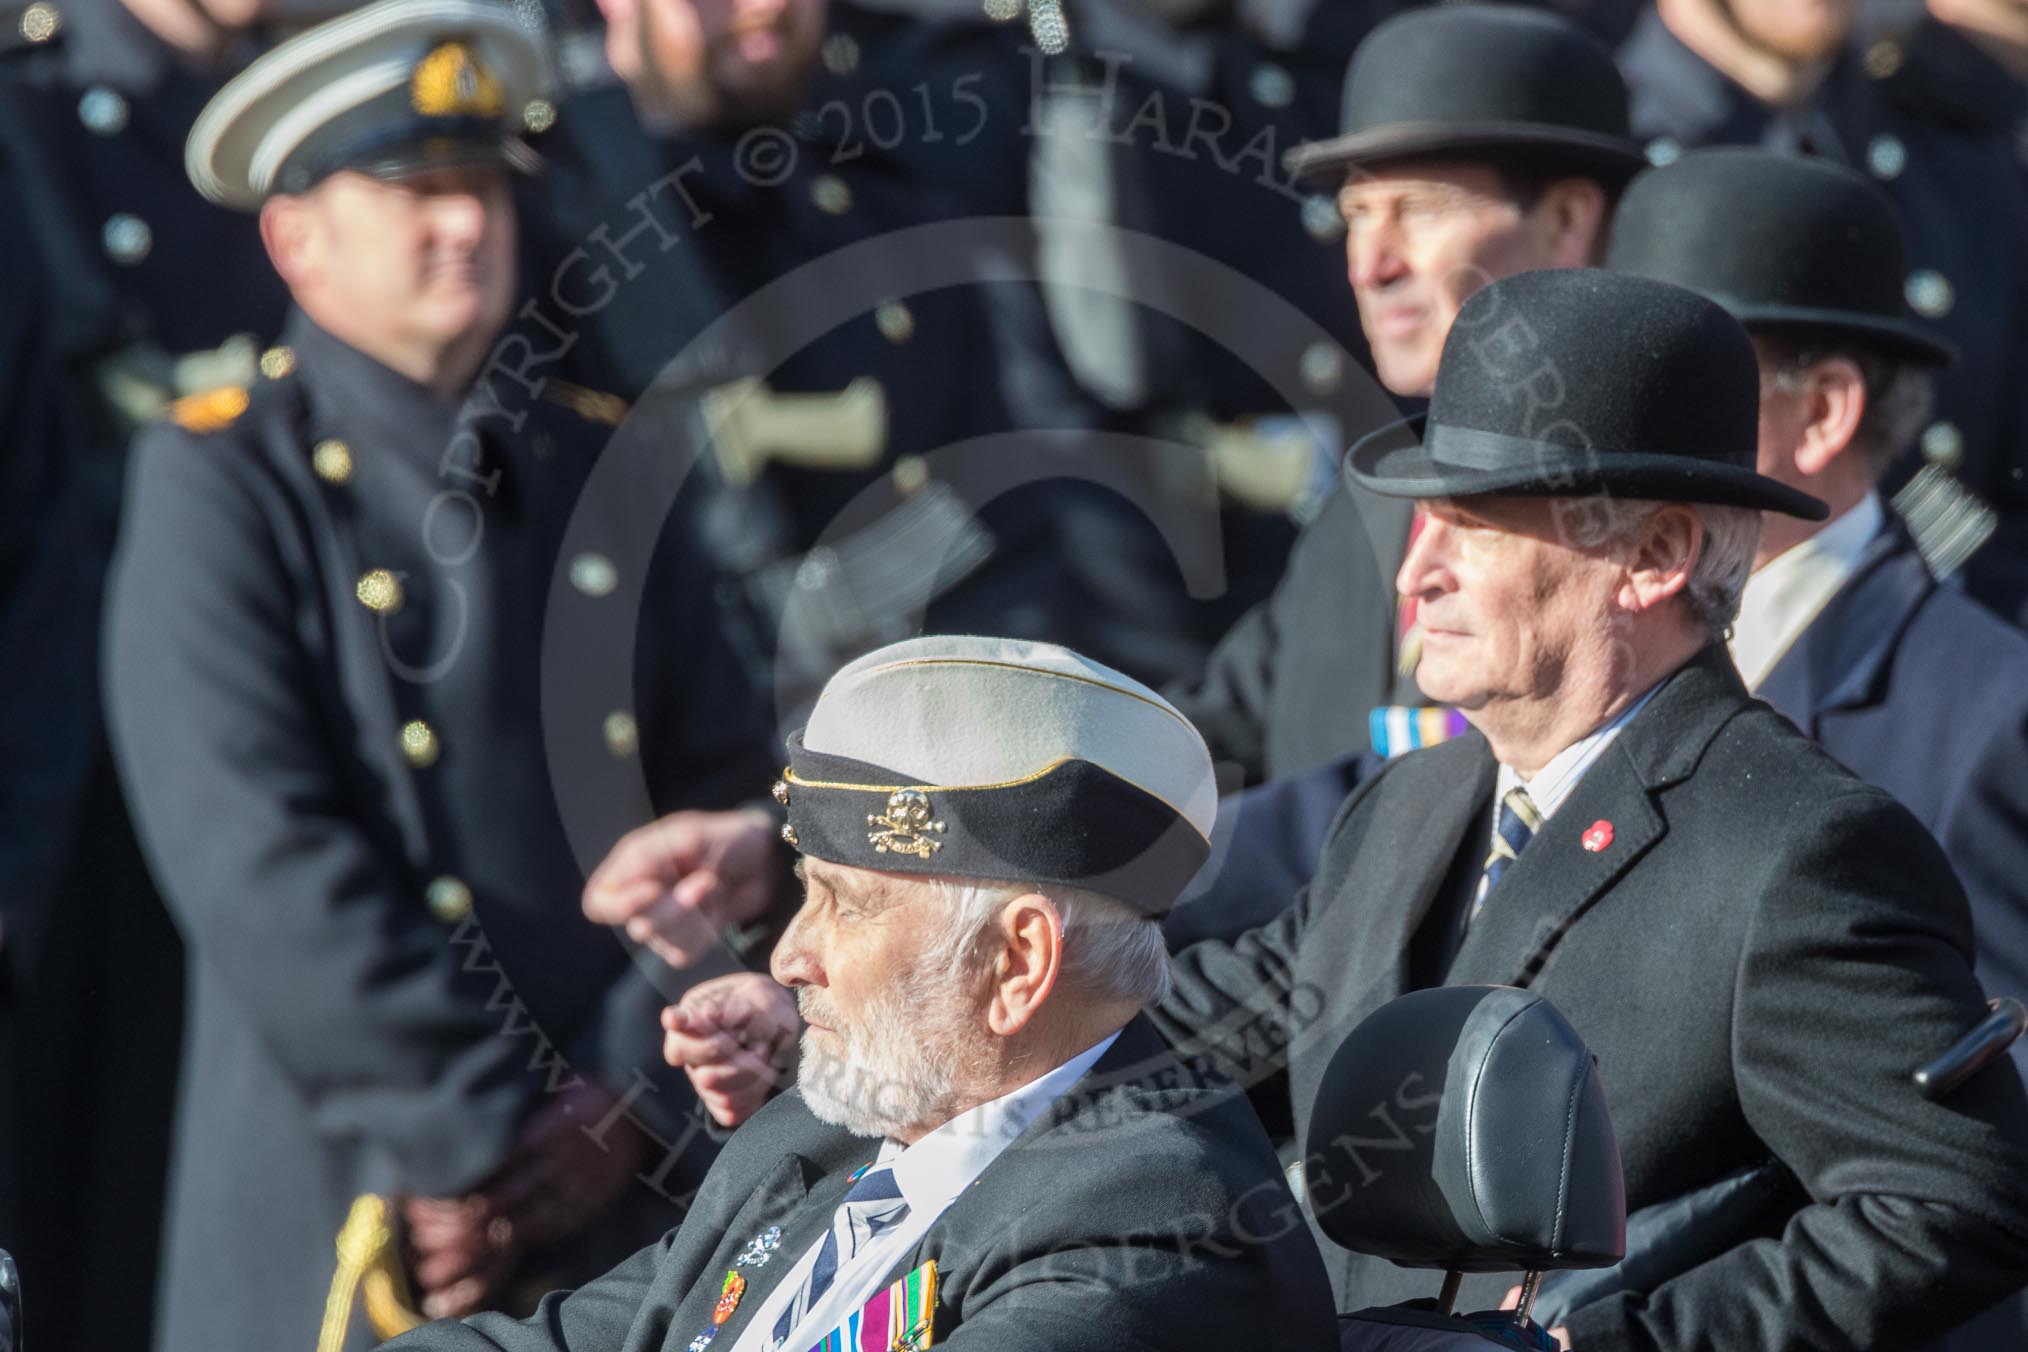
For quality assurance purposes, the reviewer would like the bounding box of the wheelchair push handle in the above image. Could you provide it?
[1915,997,2028,1101]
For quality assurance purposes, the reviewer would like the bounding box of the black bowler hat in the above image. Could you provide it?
[1285,5,1646,188]
[1606,148,1956,367]
[1347,269,1829,520]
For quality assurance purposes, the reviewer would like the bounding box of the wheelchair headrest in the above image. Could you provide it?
[1305,985,1625,1273]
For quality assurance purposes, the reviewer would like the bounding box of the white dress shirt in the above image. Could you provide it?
[1476,683,1663,909]
[1728,493,1884,690]
[734,1030,1121,1352]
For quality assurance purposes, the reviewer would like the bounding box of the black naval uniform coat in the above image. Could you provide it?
[383,1017,1338,1352]
[1154,645,2028,1349]
[104,314,773,1352]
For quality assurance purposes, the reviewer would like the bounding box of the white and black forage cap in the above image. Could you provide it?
[774,636,1218,917]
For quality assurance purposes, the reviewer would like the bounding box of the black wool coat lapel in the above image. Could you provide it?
[1451,645,1747,988]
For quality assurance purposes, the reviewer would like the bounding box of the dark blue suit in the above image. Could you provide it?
[1757,518,2028,1076]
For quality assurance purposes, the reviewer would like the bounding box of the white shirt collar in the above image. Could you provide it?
[1729,493,1884,690]
[1493,680,1664,825]
[872,1029,1121,1215]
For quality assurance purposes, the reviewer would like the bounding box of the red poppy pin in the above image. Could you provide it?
[713,1270,746,1325]
[1581,820,1614,853]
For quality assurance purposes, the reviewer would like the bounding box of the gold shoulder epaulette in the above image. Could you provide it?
[169,385,251,433]
[542,378,628,428]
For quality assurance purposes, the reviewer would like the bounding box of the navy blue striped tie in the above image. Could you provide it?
[770,1166,909,1349]
[1481,786,1542,896]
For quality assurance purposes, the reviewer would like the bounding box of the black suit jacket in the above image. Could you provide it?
[1758,519,2028,1077]
[385,1017,1338,1352]
[1156,646,2028,1349]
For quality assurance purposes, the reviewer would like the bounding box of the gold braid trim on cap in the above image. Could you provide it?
[782,756,1209,845]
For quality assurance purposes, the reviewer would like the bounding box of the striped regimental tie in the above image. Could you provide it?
[1478,786,1543,904]
[770,1166,909,1350]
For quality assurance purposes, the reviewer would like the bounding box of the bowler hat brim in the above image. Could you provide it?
[1286,122,1650,188]
[1347,414,1829,520]
[1724,302,1958,368]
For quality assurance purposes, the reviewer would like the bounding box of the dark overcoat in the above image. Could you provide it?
[384,1017,1338,1352]
[1156,645,2028,1349]
[105,313,773,1352]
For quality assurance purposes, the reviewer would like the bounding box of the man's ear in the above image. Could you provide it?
[985,894,1062,1038]
[1793,356,1867,477]
[1535,177,1608,268]
[258,195,314,289]
[1617,504,1701,615]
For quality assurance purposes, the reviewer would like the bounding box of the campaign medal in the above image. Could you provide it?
[736,1224,783,1269]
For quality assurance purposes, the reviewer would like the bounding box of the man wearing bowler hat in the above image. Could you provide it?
[1161,2,1650,945]
[1608,148,2028,1086]
[385,635,1337,1352]
[1153,267,2028,1347]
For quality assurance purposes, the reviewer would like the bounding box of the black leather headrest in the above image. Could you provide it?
[1306,986,1625,1272]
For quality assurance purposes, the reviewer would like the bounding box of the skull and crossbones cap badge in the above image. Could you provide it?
[774,636,1218,916]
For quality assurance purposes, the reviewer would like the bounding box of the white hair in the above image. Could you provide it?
[1684,504,1762,639]
[923,876,1174,1008]
[1591,498,1761,641]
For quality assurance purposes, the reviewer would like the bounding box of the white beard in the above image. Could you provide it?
[795,961,969,1140]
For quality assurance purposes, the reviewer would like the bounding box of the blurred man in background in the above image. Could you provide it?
[1160,3,1646,945]
[1619,0,2028,626]
[104,6,778,1347]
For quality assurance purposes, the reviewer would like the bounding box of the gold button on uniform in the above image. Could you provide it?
[569,552,618,597]
[78,86,129,136]
[1922,421,1964,470]
[891,455,929,496]
[875,302,915,344]
[1906,269,1955,319]
[1865,38,1904,78]
[1302,195,1345,244]
[1300,343,1344,396]
[603,711,639,758]
[1249,63,1295,109]
[102,214,152,265]
[260,346,296,379]
[400,720,440,768]
[812,175,852,215]
[355,568,404,614]
[821,34,860,74]
[522,98,556,133]
[312,439,354,484]
[425,875,473,923]
[20,3,59,42]
[1867,134,1907,180]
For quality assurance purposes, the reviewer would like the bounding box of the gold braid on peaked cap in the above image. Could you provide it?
[772,637,1217,916]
